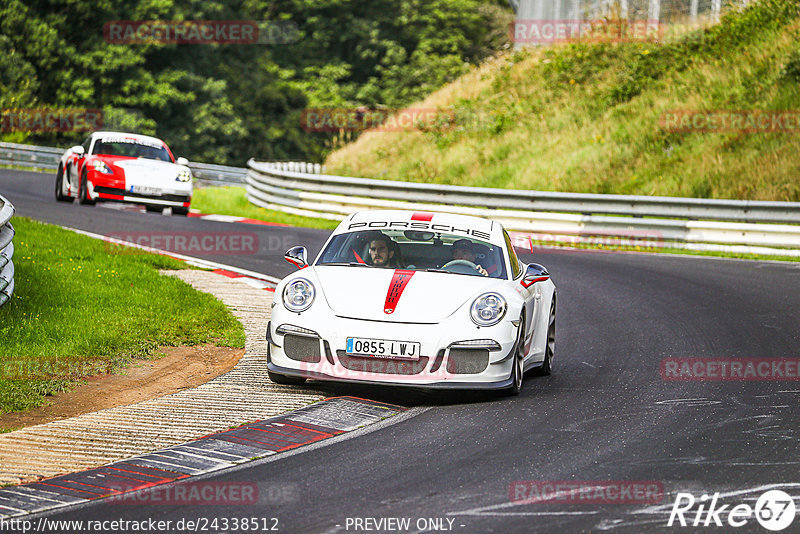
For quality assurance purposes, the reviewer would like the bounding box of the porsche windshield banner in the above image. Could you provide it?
[347,221,492,241]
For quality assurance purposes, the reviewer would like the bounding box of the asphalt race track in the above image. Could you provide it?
[2,169,800,533]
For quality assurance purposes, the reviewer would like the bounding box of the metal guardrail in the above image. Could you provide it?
[2,142,799,255]
[0,142,245,186]
[185,161,245,185]
[0,195,15,308]
[246,160,800,256]
[247,160,800,224]
[0,141,61,170]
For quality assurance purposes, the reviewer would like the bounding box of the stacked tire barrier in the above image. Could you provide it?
[0,195,15,308]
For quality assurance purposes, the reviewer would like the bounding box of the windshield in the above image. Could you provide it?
[316,229,507,279]
[91,138,173,162]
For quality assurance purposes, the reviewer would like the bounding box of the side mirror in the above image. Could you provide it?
[521,263,549,288]
[285,246,308,270]
[71,146,85,158]
[176,157,189,166]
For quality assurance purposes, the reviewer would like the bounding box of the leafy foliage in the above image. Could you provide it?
[0,0,512,164]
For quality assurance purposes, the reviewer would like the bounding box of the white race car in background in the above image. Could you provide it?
[267,210,557,395]
[55,131,193,215]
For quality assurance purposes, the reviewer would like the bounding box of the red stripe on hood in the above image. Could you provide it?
[384,270,416,314]
[411,212,434,221]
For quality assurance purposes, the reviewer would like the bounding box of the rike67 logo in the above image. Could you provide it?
[668,490,796,531]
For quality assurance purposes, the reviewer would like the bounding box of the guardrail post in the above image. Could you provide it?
[0,195,16,308]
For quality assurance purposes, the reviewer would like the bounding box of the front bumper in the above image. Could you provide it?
[93,185,191,207]
[266,308,520,389]
[267,361,514,390]
[86,172,192,207]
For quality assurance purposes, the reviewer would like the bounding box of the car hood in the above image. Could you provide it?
[113,157,184,183]
[313,266,502,323]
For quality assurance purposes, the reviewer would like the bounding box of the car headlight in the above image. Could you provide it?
[470,292,506,326]
[283,278,315,312]
[176,169,192,182]
[91,160,113,174]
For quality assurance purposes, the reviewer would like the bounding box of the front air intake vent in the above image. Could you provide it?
[446,349,489,374]
[284,334,321,363]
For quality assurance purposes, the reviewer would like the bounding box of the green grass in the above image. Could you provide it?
[325,0,800,202]
[191,186,339,230]
[656,248,800,262]
[0,217,245,414]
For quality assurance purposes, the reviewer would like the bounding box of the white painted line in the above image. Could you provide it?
[197,214,247,223]
[448,484,614,517]
[63,226,281,285]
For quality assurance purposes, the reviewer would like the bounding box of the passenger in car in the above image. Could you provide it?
[451,239,489,276]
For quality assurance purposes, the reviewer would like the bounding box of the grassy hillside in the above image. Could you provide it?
[326,0,800,201]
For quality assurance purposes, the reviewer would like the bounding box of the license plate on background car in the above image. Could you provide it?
[130,185,162,196]
[346,337,420,360]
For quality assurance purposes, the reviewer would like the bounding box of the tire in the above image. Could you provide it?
[503,315,525,396]
[532,296,556,376]
[78,170,95,205]
[55,165,73,202]
[172,206,189,216]
[268,370,307,386]
[145,205,163,213]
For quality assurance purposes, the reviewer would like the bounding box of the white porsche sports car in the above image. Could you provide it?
[267,210,556,395]
[55,131,193,215]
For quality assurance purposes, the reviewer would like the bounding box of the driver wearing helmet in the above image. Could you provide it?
[451,239,488,276]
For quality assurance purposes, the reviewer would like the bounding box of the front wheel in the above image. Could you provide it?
[78,170,95,205]
[531,297,556,376]
[172,206,189,216]
[55,165,73,202]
